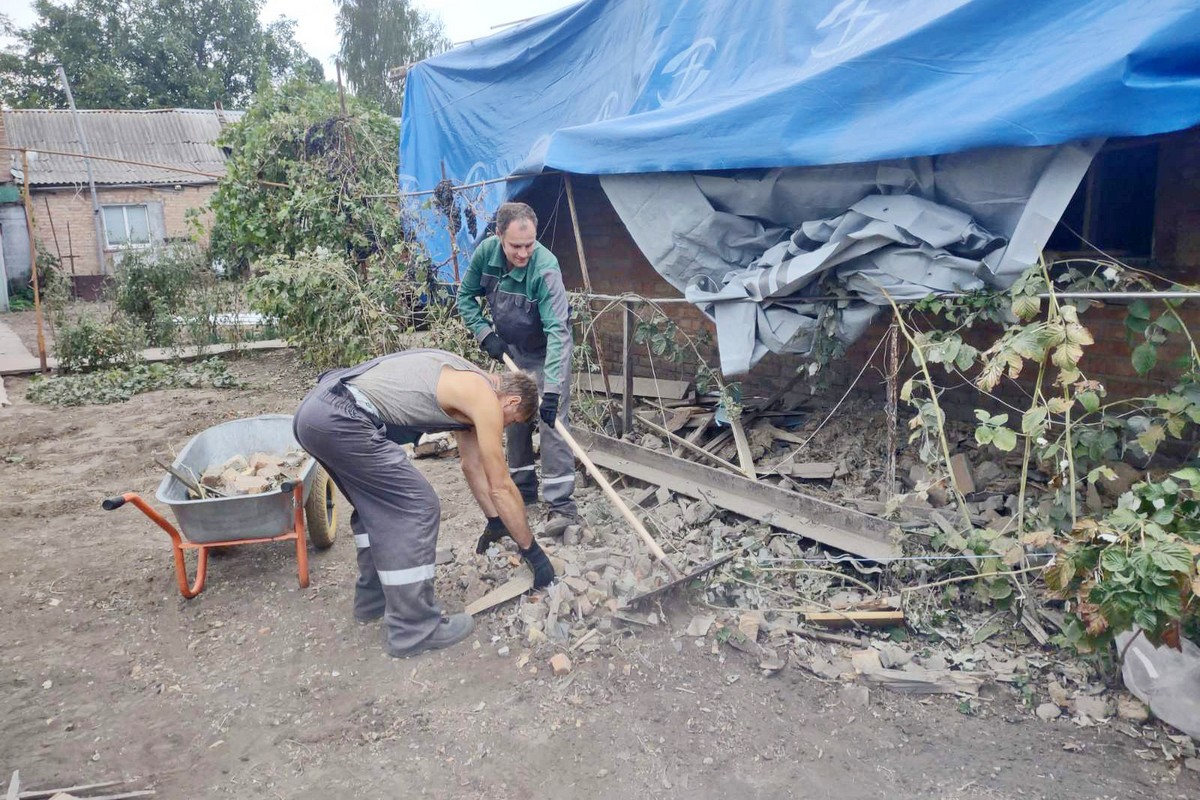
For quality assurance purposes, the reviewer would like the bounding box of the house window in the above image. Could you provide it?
[102,204,151,248]
[1046,140,1159,260]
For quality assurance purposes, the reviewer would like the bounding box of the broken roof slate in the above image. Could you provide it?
[4,108,243,186]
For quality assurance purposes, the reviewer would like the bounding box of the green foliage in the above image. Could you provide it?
[27,358,242,406]
[208,79,406,277]
[1047,472,1200,651]
[336,0,449,115]
[1,0,321,109]
[248,247,419,370]
[53,311,145,375]
[973,410,1017,452]
[111,245,209,346]
[900,257,1200,654]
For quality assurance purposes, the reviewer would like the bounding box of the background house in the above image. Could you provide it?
[0,107,240,306]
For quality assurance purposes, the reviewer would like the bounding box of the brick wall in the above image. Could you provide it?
[523,129,1200,410]
[27,183,216,280]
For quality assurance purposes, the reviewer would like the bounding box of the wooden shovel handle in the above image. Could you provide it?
[501,354,682,578]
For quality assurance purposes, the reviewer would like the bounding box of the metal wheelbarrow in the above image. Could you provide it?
[102,414,338,598]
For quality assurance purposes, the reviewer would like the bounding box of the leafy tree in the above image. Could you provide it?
[0,0,323,109]
[208,78,408,276]
[335,0,449,116]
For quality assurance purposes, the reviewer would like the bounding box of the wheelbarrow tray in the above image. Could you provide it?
[155,414,316,544]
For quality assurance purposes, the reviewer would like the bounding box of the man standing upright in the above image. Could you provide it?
[457,202,579,536]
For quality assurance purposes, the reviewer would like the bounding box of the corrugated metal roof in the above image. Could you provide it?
[4,108,244,186]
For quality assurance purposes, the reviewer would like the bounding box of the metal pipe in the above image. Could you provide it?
[56,65,108,276]
[579,290,1200,304]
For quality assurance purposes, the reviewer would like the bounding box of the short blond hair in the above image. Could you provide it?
[498,370,539,421]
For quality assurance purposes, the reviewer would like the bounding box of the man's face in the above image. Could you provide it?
[500,395,533,427]
[500,219,537,270]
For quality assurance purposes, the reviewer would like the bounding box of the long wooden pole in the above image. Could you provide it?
[563,175,618,428]
[502,353,682,578]
[19,150,48,373]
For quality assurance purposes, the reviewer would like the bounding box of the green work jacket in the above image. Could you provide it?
[456,236,572,395]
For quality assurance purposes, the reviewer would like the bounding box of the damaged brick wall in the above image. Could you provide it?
[522,126,1200,412]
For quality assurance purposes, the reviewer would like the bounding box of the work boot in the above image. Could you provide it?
[386,613,475,659]
[543,510,581,538]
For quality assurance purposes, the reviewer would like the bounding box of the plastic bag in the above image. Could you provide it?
[1117,630,1200,737]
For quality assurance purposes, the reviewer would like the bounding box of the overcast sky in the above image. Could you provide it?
[4,0,579,76]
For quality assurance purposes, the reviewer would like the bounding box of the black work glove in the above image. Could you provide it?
[481,332,508,361]
[476,516,508,555]
[520,539,555,589]
[539,392,560,428]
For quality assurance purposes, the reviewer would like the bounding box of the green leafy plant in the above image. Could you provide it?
[248,247,421,370]
[27,358,242,406]
[208,79,407,278]
[1046,470,1200,652]
[111,244,210,347]
[53,311,145,375]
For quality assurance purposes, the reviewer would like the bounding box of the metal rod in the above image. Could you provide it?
[56,65,108,276]
[581,290,1200,304]
[19,150,48,373]
[394,170,563,199]
[622,301,634,436]
[0,145,287,188]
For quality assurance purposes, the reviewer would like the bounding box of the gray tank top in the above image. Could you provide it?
[346,349,488,431]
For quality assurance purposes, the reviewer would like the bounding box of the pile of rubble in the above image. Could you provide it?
[195,450,308,497]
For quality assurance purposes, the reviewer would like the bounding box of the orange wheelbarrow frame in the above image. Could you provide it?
[102,482,309,599]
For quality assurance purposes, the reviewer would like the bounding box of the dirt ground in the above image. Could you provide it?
[1,337,1197,798]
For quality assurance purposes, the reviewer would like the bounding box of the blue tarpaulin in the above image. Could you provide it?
[401,0,1200,373]
[402,0,1200,265]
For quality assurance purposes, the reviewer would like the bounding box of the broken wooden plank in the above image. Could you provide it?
[861,667,989,696]
[574,372,692,401]
[465,571,533,615]
[802,610,905,628]
[634,413,742,475]
[753,420,810,446]
[729,416,757,480]
[572,429,900,561]
[19,782,122,800]
[772,462,839,480]
[8,771,20,800]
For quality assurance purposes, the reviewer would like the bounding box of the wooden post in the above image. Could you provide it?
[563,174,618,428]
[441,161,461,282]
[335,61,348,117]
[20,150,49,373]
[622,300,634,436]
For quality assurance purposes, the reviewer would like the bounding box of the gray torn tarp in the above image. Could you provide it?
[600,141,1101,375]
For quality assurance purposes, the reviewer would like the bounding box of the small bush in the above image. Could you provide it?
[111,244,209,346]
[27,358,243,406]
[53,312,145,374]
[249,247,417,369]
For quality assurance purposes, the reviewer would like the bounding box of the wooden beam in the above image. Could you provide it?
[563,174,618,428]
[571,429,900,560]
[729,415,757,480]
[801,610,905,628]
[574,372,691,400]
[465,572,533,615]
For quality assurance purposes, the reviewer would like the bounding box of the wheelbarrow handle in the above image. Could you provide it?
[102,495,128,511]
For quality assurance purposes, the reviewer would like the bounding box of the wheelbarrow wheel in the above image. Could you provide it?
[305,466,338,549]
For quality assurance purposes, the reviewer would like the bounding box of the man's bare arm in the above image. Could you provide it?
[441,373,533,548]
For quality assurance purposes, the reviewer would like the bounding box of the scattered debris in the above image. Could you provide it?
[550,653,573,676]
